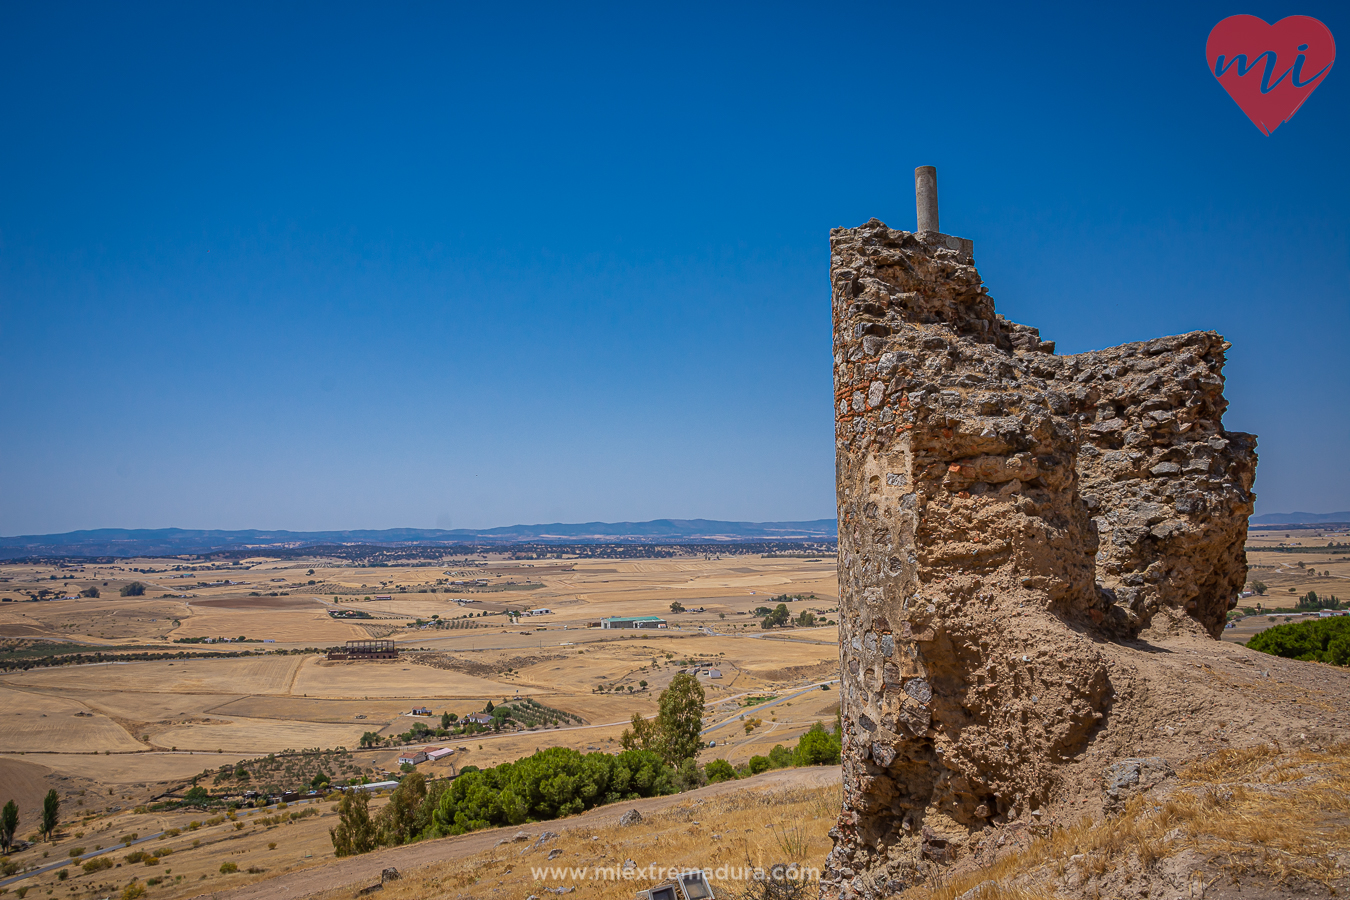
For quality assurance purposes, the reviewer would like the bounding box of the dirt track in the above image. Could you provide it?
[199,765,842,900]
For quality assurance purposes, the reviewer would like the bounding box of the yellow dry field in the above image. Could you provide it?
[204,696,467,724]
[172,607,370,643]
[44,690,244,723]
[0,553,841,831]
[4,654,304,695]
[0,750,252,790]
[1,554,841,646]
[144,719,373,754]
[0,596,189,643]
[0,683,146,752]
[290,657,522,699]
[1243,526,1350,602]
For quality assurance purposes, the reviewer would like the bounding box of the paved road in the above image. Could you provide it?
[700,680,838,737]
[0,831,166,889]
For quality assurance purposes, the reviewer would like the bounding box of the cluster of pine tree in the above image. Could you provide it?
[1248,616,1350,666]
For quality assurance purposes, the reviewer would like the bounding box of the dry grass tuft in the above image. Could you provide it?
[901,740,1350,900]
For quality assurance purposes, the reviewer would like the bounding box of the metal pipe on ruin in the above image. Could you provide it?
[914,165,938,233]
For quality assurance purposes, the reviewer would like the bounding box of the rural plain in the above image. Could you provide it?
[0,551,846,899]
[2,532,1347,900]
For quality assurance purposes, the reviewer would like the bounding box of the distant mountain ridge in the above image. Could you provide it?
[1251,512,1350,525]
[0,518,839,558]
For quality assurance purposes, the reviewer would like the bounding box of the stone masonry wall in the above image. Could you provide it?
[822,220,1256,898]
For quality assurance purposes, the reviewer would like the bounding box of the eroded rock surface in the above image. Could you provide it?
[822,220,1256,898]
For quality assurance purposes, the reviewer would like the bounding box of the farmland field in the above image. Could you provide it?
[0,552,841,826]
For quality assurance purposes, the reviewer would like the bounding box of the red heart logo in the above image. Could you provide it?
[1206,15,1336,135]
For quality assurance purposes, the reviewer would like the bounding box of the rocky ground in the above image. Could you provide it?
[892,618,1350,900]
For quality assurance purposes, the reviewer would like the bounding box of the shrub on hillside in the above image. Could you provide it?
[431,746,674,837]
[1248,617,1350,666]
[793,723,842,766]
[219,862,238,874]
[705,759,737,783]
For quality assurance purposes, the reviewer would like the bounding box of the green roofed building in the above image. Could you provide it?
[601,616,667,629]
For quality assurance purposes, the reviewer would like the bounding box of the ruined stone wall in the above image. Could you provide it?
[822,220,1256,898]
[1055,335,1258,637]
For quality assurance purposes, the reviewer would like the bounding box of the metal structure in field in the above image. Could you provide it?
[327,639,398,660]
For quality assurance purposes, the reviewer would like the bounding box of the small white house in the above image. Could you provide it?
[398,750,428,766]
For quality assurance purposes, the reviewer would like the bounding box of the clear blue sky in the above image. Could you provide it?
[1,2,1346,535]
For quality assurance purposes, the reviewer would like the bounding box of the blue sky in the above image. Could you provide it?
[1,2,1346,535]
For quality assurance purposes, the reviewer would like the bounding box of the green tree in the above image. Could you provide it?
[1,799,17,853]
[621,713,660,754]
[704,759,737,783]
[1251,581,1268,595]
[182,786,209,807]
[41,789,59,841]
[428,747,672,838]
[1249,617,1350,666]
[672,758,706,791]
[376,773,425,847]
[760,604,790,629]
[79,586,100,598]
[670,602,685,613]
[119,582,146,597]
[793,722,842,766]
[1297,591,1322,610]
[484,700,494,713]
[330,791,376,857]
[359,731,381,749]
[655,673,706,766]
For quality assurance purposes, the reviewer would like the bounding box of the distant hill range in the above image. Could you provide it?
[1251,512,1350,525]
[0,519,839,558]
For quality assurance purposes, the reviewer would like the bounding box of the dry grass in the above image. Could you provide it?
[900,741,1350,900]
[0,684,148,752]
[308,784,842,900]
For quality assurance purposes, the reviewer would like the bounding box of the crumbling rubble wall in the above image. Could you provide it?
[822,220,1256,898]
[1056,335,1258,638]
